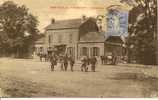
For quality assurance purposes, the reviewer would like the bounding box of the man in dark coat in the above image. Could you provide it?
[63,55,68,71]
[81,56,88,72]
[100,56,105,65]
[39,52,43,62]
[90,56,97,72]
[112,52,117,65]
[50,54,57,71]
[69,56,75,72]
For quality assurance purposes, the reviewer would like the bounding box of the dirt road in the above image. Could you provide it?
[0,58,158,97]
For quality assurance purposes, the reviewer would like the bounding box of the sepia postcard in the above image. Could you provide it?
[0,0,157,98]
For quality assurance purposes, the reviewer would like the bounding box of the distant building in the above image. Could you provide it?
[34,37,45,55]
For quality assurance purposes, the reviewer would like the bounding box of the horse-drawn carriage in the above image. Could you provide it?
[101,52,118,65]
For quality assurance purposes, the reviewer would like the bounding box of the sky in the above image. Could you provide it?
[0,0,130,32]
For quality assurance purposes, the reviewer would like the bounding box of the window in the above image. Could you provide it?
[69,34,73,43]
[81,47,88,56]
[92,47,100,56]
[58,34,62,43]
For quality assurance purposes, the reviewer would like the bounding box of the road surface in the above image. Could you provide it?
[0,58,158,97]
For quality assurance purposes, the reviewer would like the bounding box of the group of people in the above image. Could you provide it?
[38,51,119,72]
[38,52,48,62]
[80,56,97,72]
[49,54,75,72]
[37,51,98,72]
[48,53,97,72]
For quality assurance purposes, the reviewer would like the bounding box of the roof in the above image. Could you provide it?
[79,32,105,42]
[35,37,45,44]
[45,19,83,30]
[105,36,124,44]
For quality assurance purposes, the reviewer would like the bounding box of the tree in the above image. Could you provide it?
[120,0,157,65]
[0,1,39,58]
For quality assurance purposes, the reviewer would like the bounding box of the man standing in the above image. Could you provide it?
[81,56,88,72]
[90,56,97,72]
[100,56,105,65]
[69,56,75,72]
[50,54,57,71]
[39,52,43,62]
[112,52,117,65]
[63,55,68,71]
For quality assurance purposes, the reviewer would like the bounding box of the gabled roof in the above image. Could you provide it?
[45,19,83,30]
[105,31,127,43]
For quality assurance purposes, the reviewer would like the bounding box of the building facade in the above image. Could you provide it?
[44,17,105,60]
[44,18,81,60]
[43,17,125,61]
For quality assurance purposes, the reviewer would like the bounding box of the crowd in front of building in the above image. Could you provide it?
[48,53,97,72]
[36,49,119,72]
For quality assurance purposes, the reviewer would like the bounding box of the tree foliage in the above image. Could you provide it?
[0,1,39,58]
[120,0,157,65]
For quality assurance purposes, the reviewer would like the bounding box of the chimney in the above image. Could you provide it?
[51,18,55,24]
[81,15,87,23]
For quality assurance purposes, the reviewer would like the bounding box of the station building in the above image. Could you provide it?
[37,6,127,61]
